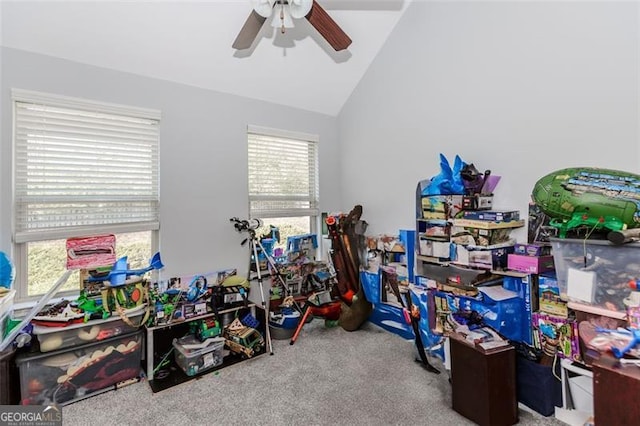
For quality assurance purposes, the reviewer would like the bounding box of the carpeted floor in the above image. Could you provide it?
[62,320,563,425]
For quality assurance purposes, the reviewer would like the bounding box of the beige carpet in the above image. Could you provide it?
[62,320,562,425]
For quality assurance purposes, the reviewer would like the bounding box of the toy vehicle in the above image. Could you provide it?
[532,167,640,237]
[191,318,221,341]
[223,326,264,359]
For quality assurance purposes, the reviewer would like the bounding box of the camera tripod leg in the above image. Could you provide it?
[251,239,273,355]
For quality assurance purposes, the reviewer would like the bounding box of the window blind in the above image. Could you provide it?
[13,91,160,243]
[248,128,319,219]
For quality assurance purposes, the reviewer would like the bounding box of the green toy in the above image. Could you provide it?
[532,167,640,237]
[75,290,110,321]
[190,318,222,341]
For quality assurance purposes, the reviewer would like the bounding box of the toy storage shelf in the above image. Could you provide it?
[415,182,534,345]
[145,303,263,392]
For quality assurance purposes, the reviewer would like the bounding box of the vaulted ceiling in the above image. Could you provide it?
[0,0,410,116]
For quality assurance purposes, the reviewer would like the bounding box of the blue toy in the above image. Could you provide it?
[596,327,640,358]
[186,275,208,302]
[421,154,466,196]
[0,251,14,288]
[86,252,164,286]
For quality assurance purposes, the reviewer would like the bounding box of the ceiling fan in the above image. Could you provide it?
[233,0,352,52]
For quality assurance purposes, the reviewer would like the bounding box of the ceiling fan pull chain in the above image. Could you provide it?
[280,3,285,34]
[279,4,286,33]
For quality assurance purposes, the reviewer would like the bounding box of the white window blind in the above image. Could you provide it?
[13,90,160,243]
[248,126,319,219]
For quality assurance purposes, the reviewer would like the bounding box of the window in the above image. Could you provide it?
[247,125,319,251]
[12,89,160,300]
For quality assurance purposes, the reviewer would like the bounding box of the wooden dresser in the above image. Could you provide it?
[450,334,518,426]
[593,355,640,426]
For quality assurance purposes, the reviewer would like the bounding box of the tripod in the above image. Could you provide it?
[230,217,294,356]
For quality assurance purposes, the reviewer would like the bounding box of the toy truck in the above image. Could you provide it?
[223,326,264,359]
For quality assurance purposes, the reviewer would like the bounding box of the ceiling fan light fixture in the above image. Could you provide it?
[251,0,275,18]
[270,3,295,30]
[288,0,313,19]
[234,0,352,52]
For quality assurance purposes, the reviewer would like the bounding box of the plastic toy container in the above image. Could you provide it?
[33,310,145,352]
[172,335,225,377]
[0,345,20,405]
[550,238,640,312]
[16,331,142,405]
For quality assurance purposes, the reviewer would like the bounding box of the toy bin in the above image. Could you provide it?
[172,335,225,377]
[550,238,640,312]
[33,310,145,353]
[16,330,142,406]
[0,346,20,405]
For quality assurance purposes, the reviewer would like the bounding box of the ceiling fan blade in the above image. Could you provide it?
[305,0,352,51]
[232,10,267,50]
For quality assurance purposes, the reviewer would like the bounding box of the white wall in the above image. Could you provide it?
[339,1,639,238]
[0,47,342,282]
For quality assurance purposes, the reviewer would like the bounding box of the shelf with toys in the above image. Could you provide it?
[414,156,534,347]
[143,267,268,389]
[145,302,265,393]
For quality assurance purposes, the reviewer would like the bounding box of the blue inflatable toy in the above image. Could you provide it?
[0,251,14,289]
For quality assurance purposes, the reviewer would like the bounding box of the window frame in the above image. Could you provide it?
[11,89,161,301]
[247,124,320,236]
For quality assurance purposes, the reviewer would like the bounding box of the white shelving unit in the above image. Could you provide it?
[555,358,593,426]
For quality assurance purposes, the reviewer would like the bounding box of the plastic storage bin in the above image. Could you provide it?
[172,335,225,377]
[551,238,640,312]
[16,331,142,405]
[33,310,145,352]
[0,346,20,405]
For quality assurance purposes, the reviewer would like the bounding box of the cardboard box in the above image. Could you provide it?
[451,225,514,247]
[532,312,580,361]
[507,254,555,274]
[421,195,463,219]
[454,244,514,270]
[538,274,568,317]
[528,202,558,244]
[418,220,450,241]
[461,210,520,222]
[514,243,551,257]
[461,194,493,211]
[418,239,452,259]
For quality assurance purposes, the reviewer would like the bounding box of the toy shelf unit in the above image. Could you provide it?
[417,262,533,345]
[16,330,143,406]
[416,193,524,272]
[145,303,265,392]
[415,181,534,344]
[554,358,594,426]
